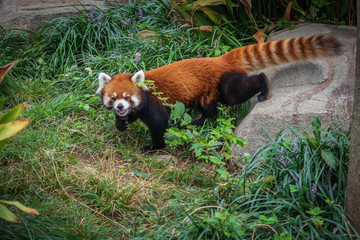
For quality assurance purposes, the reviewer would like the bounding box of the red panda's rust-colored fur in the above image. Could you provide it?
[141,34,342,106]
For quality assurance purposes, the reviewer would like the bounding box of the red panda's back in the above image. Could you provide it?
[145,57,235,106]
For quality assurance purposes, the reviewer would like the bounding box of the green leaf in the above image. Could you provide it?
[290,184,298,192]
[221,45,231,52]
[274,232,292,240]
[0,200,40,215]
[82,104,90,111]
[185,130,196,140]
[0,97,8,109]
[312,218,324,227]
[306,207,325,216]
[190,142,204,150]
[208,156,225,165]
[234,136,249,147]
[0,120,29,141]
[174,102,185,116]
[321,150,337,169]
[217,168,229,179]
[140,22,150,28]
[210,141,223,147]
[0,203,20,222]
[0,103,25,124]
[194,148,203,157]
[312,116,322,142]
[183,113,192,124]
[200,7,221,25]
[190,0,227,7]
[171,109,181,119]
[325,199,334,206]
[259,215,277,224]
[214,49,222,56]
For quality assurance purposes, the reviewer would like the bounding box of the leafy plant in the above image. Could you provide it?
[0,99,29,152]
[157,0,260,35]
[0,60,29,152]
[165,102,249,178]
[158,0,355,39]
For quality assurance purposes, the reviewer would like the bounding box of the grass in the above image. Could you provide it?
[0,0,358,239]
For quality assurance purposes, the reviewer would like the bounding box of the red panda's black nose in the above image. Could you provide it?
[117,104,124,110]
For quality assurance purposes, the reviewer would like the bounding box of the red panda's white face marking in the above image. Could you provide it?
[131,95,140,106]
[113,97,131,116]
[96,71,148,117]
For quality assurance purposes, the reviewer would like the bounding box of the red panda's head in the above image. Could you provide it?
[96,71,149,117]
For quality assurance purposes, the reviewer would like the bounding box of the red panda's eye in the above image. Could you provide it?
[111,96,117,101]
[124,96,130,100]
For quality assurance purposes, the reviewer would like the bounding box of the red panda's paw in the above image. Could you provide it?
[117,125,128,132]
[115,119,129,132]
[190,116,206,126]
[141,145,161,153]
[257,89,273,102]
[141,145,152,153]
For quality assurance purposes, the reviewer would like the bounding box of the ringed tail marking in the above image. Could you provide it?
[222,34,343,74]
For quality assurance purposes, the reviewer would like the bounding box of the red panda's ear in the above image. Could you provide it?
[131,70,149,91]
[131,70,145,84]
[96,72,111,94]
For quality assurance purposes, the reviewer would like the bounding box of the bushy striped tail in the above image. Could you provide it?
[222,34,344,73]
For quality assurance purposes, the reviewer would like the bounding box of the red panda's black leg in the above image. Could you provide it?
[190,102,218,126]
[146,125,167,151]
[139,101,170,152]
[142,120,168,151]
[218,71,271,106]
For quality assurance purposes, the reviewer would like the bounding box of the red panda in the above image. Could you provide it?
[96,34,343,151]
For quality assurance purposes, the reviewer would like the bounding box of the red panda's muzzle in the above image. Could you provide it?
[113,99,131,117]
[117,109,128,116]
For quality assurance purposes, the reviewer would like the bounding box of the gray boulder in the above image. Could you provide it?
[0,0,127,32]
[233,23,356,157]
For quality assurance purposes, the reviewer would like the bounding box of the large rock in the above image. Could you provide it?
[233,23,356,157]
[0,0,127,32]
